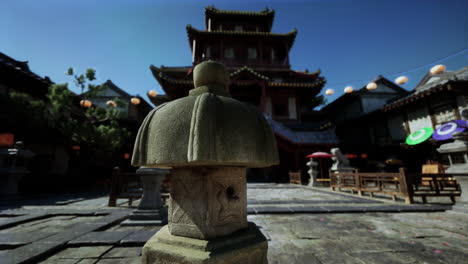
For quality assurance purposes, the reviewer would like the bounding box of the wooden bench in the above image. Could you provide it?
[289,170,302,185]
[410,173,461,203]
[108,167,142,207]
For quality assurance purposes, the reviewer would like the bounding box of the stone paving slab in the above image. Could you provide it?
[101,247,141,258]
[119,229,159,246]
[0,214,48,229]
[1,185,466,263]
[0,232,55,245]
[0,241,63,264]
[49,246,113,259]
[248,198,380,204]
[68,231,134,245]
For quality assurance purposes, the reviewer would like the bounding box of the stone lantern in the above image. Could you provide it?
[132,61,279,264]
[0,141,34,196]
[306,158,319,187]
[121,167,169,226]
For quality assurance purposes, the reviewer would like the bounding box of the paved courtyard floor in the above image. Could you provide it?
[0,184,466,264]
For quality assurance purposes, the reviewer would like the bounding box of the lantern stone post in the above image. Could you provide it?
[307,158,319,187]
[132,61,279,264]
[121,167,168,226]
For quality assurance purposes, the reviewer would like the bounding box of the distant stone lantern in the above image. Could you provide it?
[395,76,408,85]
[344,86,353,94]
[132,61,279,264]
[80,99,92,108]
[131,97,141,106]
[430,64,446,75]
[148,90,158,97]
[366,82,377,90]
[325,88,334,95]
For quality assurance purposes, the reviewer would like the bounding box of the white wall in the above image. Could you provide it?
[407,106,432,132]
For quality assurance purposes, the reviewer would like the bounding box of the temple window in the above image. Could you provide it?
[248,47,257,59]
[206,47,211,58]
[235,25,243,32]
[271,48,276,61]
[224,47,234,59]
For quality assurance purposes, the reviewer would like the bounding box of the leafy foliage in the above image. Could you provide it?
[47,67,130,153]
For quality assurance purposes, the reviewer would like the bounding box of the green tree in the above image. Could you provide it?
[47,67,130,153]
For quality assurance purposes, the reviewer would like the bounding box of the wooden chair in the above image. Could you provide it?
[289,170,302,185]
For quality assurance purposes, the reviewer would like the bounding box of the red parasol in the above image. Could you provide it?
[306,152,334,158]
[305,152,334,182]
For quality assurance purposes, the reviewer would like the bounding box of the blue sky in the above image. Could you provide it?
[1,0,467,107]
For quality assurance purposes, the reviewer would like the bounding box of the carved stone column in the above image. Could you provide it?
[121,167,168,226]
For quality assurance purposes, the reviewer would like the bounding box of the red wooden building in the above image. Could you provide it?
[147,6,338,182]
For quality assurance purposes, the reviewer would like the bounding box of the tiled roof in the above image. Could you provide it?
[205,6,275,17]
[383,67,468,111]
[0,52,50,86]
[264,114,338,145]
[321,75,408,113]
[186,25,297,51]
[187,25,296,38]
[415,67,468,92]
[150,65,325,88]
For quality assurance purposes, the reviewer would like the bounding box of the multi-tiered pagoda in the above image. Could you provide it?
[148,6,337,182]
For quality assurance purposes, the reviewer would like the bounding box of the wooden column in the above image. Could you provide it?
[192,39,197,64]
[399,167,414,204]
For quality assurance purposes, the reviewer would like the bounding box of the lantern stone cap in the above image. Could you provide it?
[132,61,279,168]
[136,167,170,175]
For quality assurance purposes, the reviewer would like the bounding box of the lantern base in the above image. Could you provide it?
[142,222,268,264]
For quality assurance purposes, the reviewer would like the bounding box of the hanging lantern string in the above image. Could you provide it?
[323,47,467,89]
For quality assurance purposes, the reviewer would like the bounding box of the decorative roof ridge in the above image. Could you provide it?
[0,52,30,72]
[149,64,192,72]
[382,81,460,111]
[267,79,326,87]
[0,52,51,85]
[205,5,275,16]
[263,114,338,145]
[99,79,132,98]
[230,66,270,80]
[186,24,297,37]
[362,75,409,94]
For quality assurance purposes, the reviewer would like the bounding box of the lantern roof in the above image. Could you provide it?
[132,61,279,168]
